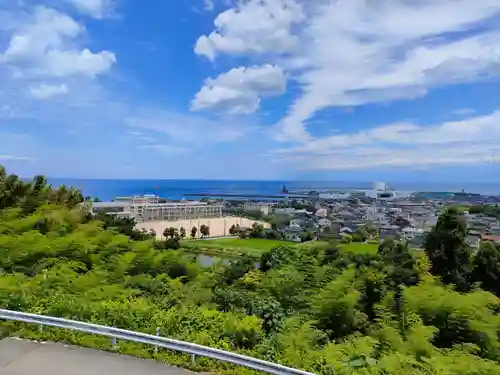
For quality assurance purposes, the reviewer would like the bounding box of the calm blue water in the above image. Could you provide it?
[46,179,500,201]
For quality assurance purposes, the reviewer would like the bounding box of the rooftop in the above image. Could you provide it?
[91,201,130,208]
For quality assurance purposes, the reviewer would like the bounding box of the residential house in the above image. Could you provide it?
[315,208,329,218]
[337,211,356,220]
[481,234,500,244]
[330,219,344,233]
[487,226,500,235]
[283,226,303,242]
[318,218,332,228]
[468,231,482,251]
[289,218,304,228]
[274,207,296,215]
[339,226,354,236]
[401,227,426,248]
[380,225,400,241]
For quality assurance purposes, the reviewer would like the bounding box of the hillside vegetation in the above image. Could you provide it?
[2,165,500,374]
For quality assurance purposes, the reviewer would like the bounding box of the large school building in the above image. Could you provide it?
[89,195,223,222]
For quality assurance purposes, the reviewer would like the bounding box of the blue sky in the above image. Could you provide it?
[1,0,500,181]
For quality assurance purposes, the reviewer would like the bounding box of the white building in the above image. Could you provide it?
[89,196,222,223]
[131,202,222,222]
[243,201,272,215]
[373,182,387,192]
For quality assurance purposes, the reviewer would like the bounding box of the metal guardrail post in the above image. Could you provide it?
[0,309,316,375]
[155,327,160,354]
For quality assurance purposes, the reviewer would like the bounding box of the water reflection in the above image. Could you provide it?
[197,254,231,267]
[195,254,260,268]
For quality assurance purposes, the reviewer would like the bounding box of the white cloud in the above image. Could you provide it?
[1,6,116,78]
[196,0,500,144]
[30,83,68,99]
[64,0,113,19]
[194,0,304,61]
[0,154,36,161]
[272,110,500,169]
[191,64,286,114]
[452,108,477,116]
[273,0,500,141]
[139,144,189,155]
[203,0,214,11]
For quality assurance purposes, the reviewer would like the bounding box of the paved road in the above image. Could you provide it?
[0,338,197,375]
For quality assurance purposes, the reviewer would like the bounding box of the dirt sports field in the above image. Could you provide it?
[135,217,270,239]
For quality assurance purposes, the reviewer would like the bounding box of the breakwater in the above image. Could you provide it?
[184,193,308,199]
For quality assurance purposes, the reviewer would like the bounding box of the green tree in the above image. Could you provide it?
[342,234,353,244]
[353,227,369,242]
[300,230,314,242]
[378,239,419,332]
[472,241,500,296]
[200,225,210,238]
[311,269,368,339]
[179,227,186,240]
[424,207,472,291]
[190,226,197,239]
[260,246,300,272]
[250,222,264,238]
[322,244,341,265]
[229,224,237,235]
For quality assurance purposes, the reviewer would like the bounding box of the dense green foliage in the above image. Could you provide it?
[468,204,500,218]
[424,207,473,291]
[2,167,500,374]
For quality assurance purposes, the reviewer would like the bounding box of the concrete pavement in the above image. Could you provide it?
[0,338,197,375]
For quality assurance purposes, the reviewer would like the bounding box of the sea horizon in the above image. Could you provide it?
[40,178,500,201]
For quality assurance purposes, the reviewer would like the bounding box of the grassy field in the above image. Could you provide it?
[339,242,379,254]
[182,238,293,254]
[184,238,381,257]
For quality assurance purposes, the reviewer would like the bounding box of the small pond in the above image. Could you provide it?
[193,254,260,268]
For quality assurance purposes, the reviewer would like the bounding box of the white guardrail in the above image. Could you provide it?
[0,309,316,375]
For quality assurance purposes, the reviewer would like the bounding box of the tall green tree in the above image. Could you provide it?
[378,239,419,332]
[472,241,500,296]
[424,207,472,291]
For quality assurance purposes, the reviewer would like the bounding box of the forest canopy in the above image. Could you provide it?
[1,165,500,374]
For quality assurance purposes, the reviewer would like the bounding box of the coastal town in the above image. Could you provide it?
[88,182,500,250]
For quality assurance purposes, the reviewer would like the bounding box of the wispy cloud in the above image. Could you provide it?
[0,154,36,161]
[126,109,257,145]
[139,144,189,155]
[30,83,68,99]
[195,0,500,146]
[452,108,477,116]
[63,0,115,19]
[271,110,500,169]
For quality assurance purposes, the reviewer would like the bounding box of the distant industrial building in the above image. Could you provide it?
[88,195,222,222]
[373,182,388,192]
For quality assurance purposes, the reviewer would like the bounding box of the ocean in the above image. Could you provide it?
[47,179,500,201]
